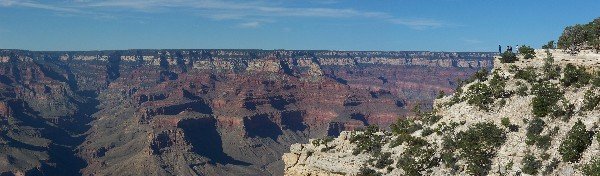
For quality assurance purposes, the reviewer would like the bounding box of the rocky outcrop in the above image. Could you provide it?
[284,49,600,176]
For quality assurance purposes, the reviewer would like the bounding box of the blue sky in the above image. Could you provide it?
[0,0,599,51]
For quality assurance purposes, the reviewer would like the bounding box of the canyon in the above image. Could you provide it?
[0,49,493,175]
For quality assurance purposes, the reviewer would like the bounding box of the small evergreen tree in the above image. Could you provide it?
[466,83,494,110]
[559,120,593,162]
[499,51,517,63]
[522,153,542,175]
[561,63,591,87]
[542,40,556,49]
[531,81,562,117]
[518,45,536,59]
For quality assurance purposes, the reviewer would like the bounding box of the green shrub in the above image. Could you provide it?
[455,123,506,175]
[313,136,335,152]
[516,83,528,96]
[437,90,445,99]
[551,99,575,120]
[536,135,552,150]
[489,72,510,98]
[358,167,382,176]
[446,87,463,106]
[421,128,434,136]
[500,51,518,63]
[374,152,394,169]
[472,68,489,82]
[421,112,442,125]
[501,117,519,132]
[543,158,560,175]
[518,45,536,59]
[440,151,457,170]
[396,137,438,175]
[561,63,591,88]
[542,51,561,80]
[582,158,600,176]
[559,120,593,162]
[350,125,386,155]
[591,71,600,87]
[501,117,511,127]
[531,81,562,117]
[521,153,542,175]
[526,117,546,146]
[514,67,538,83]
[541,153,550,161]
[557,17,600,51]
[542,40,556,49]
[466,82,494,110]
[390,118,421,135]
[582,89,600,111]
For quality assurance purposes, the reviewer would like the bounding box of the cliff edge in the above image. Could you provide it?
[283,49,600,175]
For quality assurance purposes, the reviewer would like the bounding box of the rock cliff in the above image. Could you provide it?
[0,49,492,175]
[283,49,600,176]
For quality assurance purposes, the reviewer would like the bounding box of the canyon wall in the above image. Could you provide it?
[0,49,493,175]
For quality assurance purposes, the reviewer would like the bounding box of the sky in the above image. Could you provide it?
[0,0,599,52]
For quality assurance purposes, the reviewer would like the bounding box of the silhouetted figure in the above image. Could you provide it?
[499,45,502,53]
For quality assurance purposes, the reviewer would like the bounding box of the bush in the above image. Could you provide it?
[518,45,536,59]
[421,128,434,136]
[543,158,560,175]
[350,125,386,155]
[551,99,575,120]
[473,68,489,82]
[501,117,511,127]
[557,17,600,51]
[561,63,591,88]
[500,51,518,63]
[526,117,546,143]
[446,86,463,106]
[542,51,561,80]
[516,83,528,96]
[466,82,494,110]
[455,123,506,175]
[559,120,593,162]
[531,81,562,117]
[421,112,442,125]
[514,67,538,83]
[358,167,382,176]
[582,89,600,111]
[437,90,445,99]
[521,153,542,175]
[390,118,421,135]
[582,158,600,176]
[542,40,556,49]
[374,152,394,169]
[489,72,510,98]
[591,71,600,87]
[396,136,438,175]
[536,135,552,150]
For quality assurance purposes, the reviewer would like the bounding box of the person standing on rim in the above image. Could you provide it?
[499,45,502,53]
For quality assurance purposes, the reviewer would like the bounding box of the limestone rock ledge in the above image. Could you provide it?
[283,132,369,176]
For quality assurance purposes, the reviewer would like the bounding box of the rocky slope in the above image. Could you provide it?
[283,49,600,176]
[0,49,493,175]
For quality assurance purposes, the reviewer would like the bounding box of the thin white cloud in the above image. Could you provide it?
[462,38,484,44]
[0,0,82,13]
[0,0,449,30]
[238,21,261,28]
[388,18,444,30]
